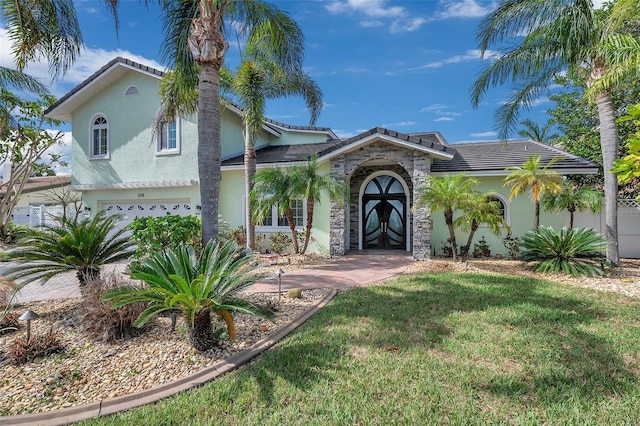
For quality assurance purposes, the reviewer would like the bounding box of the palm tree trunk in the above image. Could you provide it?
[302,196,314,254]
[285,209,299,254]
[461,221,479,262]
[445,208,458,262]
[190,4,228,247]
[534,201,540,229]
[596,91,619,266]
[568,204,575,230]
[244,135,256,251]
[187,310,217,352]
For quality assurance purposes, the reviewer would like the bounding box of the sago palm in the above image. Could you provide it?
[5,211,134,288]
[415,173,479,262]
[504,155,562,229]
[541,180,604,229]
[471,0,640,266]
[519,226,608,277]
[103,240,274,352]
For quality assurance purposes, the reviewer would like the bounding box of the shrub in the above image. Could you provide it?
[440,238,456,258]
[130,214,201,261]
[77,273,149,342]
[502,233,521,259]
[519,226,608,277]
[287,288,302,299]
[224,226,247,247]
[269,231,292,254]
[4,222,30,244]
[472,236,491,258]
[10,328,64,365]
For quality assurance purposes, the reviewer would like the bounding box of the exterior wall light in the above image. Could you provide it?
[195,205,202,216]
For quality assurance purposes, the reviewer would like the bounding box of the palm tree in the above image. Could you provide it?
[541,180,604,230]
[455,193,509,262]
[159,1,307,246]
[5,211,134,288]
[471,0,640,266]
[415,173,479,262]
[103,240,274,352]
[220,35,323,251]
[289,154,348,254]
[504,155,563,229]
[251,166,300,254]
[518,119,558,144]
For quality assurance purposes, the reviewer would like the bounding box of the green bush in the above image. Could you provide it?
[519,226,608,277]
[472,236,491,258]
[130,214,201,261]
[223,226,246,247]
[502,233,521,259]
[269,231,292,254]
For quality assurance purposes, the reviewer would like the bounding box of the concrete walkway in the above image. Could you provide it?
[10,251,414,304]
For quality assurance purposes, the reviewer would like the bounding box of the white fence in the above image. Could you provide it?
[11,205,80,228]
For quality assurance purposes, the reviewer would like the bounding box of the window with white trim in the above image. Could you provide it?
[486,195,509,224]
[124,85,139,96]
[257,199,306,229]
[156,117,180,154]
[90,115,109,158]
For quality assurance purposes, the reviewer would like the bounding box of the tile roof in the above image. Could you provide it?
[0,175,72,197]
[431,140,599,174]
[222,142,339,166]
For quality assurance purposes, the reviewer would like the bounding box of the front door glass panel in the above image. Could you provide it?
[362,175,406,250]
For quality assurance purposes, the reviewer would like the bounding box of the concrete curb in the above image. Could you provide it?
[0,289,337,426]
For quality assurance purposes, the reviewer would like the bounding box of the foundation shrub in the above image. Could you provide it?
[130,214,202,261]
[472,236,491,258]
[78,273,149,342]
[269,231,292,254]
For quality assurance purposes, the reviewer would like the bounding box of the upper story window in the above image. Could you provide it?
[124,85,139,97]
[156,117,180,155]
[90,115,109,159]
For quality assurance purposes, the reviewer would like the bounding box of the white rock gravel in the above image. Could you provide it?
[0,289,330,416]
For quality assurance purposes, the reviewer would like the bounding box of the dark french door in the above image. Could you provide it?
[362,175,406,250]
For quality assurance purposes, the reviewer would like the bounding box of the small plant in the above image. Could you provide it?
[472,236,491,258]
[519,226,608,277]
[269,231,292,254]
[224,226,247,247]
[287,288,302,299]
[4,222,30,244]
[77,273,149,342]
[10,328,64,365]
[0,312,19,335]
[502,233,521,259]
[440,238,456,258]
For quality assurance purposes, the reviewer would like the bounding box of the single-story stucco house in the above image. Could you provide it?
[44,57,640,259]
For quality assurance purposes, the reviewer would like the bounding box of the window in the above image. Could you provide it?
[257,199,306,229]
[156,117,180,154]
[124,85,139,96]
[487,195,508,224]
[90,115,109,158]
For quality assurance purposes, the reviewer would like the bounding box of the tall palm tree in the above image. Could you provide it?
[415,173,479,262]
[541,180,604,229]
[159,1,307,247]
[220,34,323,251]
[518,119,558,144]
[455,193,509,262]
[471,0,640,266]
[504,155,563,229]
[251,166,300,254]
[289,154,347,254]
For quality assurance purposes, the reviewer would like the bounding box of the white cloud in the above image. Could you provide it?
[411,49,499,71]
[434,117,454,122]
[437,0,496,19]
[437,111,461,117]
[325,0,427,33]
[470,131,498,137]
[420,104,448,112]
[381,121,416,127]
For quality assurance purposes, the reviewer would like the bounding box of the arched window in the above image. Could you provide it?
[124,85,139,96]
[487,195,509,224]
[90,115,109,158]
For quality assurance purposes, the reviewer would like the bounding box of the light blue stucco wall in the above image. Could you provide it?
[430,176,565,257]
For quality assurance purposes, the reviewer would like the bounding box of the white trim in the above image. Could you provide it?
[431,168,599,177]
[71,179,198,191]
[358,171,411,252]
[319,133,455,163]
[221,161,308,171]
[485,193,510,227]
[155,114,181,155]
[255,199,307,233]
[88,113,109,159]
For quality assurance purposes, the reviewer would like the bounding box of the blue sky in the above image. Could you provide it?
[1,0,607,161]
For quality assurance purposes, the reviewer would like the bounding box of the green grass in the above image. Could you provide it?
[81,272,640,425]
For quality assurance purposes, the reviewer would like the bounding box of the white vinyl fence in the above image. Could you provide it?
[11,205,80,228]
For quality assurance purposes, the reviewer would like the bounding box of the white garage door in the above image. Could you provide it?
[102,201,194,230]
[573,199,640,259]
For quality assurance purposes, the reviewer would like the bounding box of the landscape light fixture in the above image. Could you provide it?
[276,268,285,303]
[18,310,39,343]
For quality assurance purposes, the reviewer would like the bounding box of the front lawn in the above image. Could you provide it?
[82,272,640,425]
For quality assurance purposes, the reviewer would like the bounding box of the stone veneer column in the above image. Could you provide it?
[329,157,347,256]
[412,153,431,260]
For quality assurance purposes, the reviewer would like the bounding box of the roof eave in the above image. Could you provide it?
[431,167,599,177]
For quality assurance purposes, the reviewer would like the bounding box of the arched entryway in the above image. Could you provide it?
[359,172,410,250]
